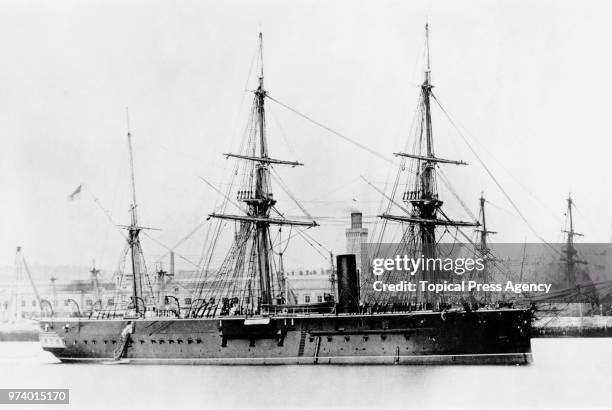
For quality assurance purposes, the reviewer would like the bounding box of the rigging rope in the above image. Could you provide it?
[266,94,397,166]
[431,92,561,256]
[269,168,316,222]
[152,219,208,267]
[142,231,200,269]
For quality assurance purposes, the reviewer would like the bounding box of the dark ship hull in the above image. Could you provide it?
[39,308,532,365]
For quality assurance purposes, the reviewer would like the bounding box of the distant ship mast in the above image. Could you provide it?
[475,193,496,301]
[562,194,584,287]
[379,24,479,305]
[476,193,497,279]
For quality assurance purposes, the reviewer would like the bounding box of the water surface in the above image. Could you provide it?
[0,339,608,409]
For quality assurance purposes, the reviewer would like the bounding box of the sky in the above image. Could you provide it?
[2,0,612,277]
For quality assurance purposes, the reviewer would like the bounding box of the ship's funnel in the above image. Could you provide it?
[336,254,360,313]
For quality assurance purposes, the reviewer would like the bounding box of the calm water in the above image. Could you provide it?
[0,339,609,409]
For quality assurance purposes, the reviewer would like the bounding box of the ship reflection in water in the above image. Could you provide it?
[1,338,610,409]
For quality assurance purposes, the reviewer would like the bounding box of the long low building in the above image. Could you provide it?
[0,267,336,320]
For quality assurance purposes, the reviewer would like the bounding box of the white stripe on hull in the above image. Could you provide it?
[54,352,532,365]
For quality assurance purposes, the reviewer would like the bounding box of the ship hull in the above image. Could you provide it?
[39,308,532,365]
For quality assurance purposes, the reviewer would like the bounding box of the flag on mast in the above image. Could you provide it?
[67,184,82,201]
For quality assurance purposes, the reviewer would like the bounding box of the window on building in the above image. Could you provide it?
[32,300,37,307]
[86,299,92,306]
[174,287,179,293]
[304,295,311,303]
[21,300,26,307]
[64,299,70,306]
[317,295,323,303]
[184,298,192,305]
[107,299,114,307]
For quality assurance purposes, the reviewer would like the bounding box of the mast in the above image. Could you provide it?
[209,33,317,310]
[126,112,143,314]
[419,23,438,291]
[562,194,583,287]
[379,24,478,306]
[254,32,273,306]
[476,193,497,282]
[475,194,497,301]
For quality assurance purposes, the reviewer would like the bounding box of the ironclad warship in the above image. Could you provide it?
[39,27,532,365]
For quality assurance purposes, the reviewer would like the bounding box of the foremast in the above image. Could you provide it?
[379,24,478,306]
[209,33,317,308]
[124,117,146,315]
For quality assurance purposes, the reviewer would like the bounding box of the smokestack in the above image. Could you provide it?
[336,254,360,313]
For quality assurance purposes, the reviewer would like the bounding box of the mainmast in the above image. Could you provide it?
[379,24,478,306]
[418,23,439,290]
[254,32,273,305]
[209,33,317,310]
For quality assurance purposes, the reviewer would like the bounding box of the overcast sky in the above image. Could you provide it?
[2,0,612,276]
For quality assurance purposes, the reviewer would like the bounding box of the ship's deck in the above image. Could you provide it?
[43,307,531,323]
